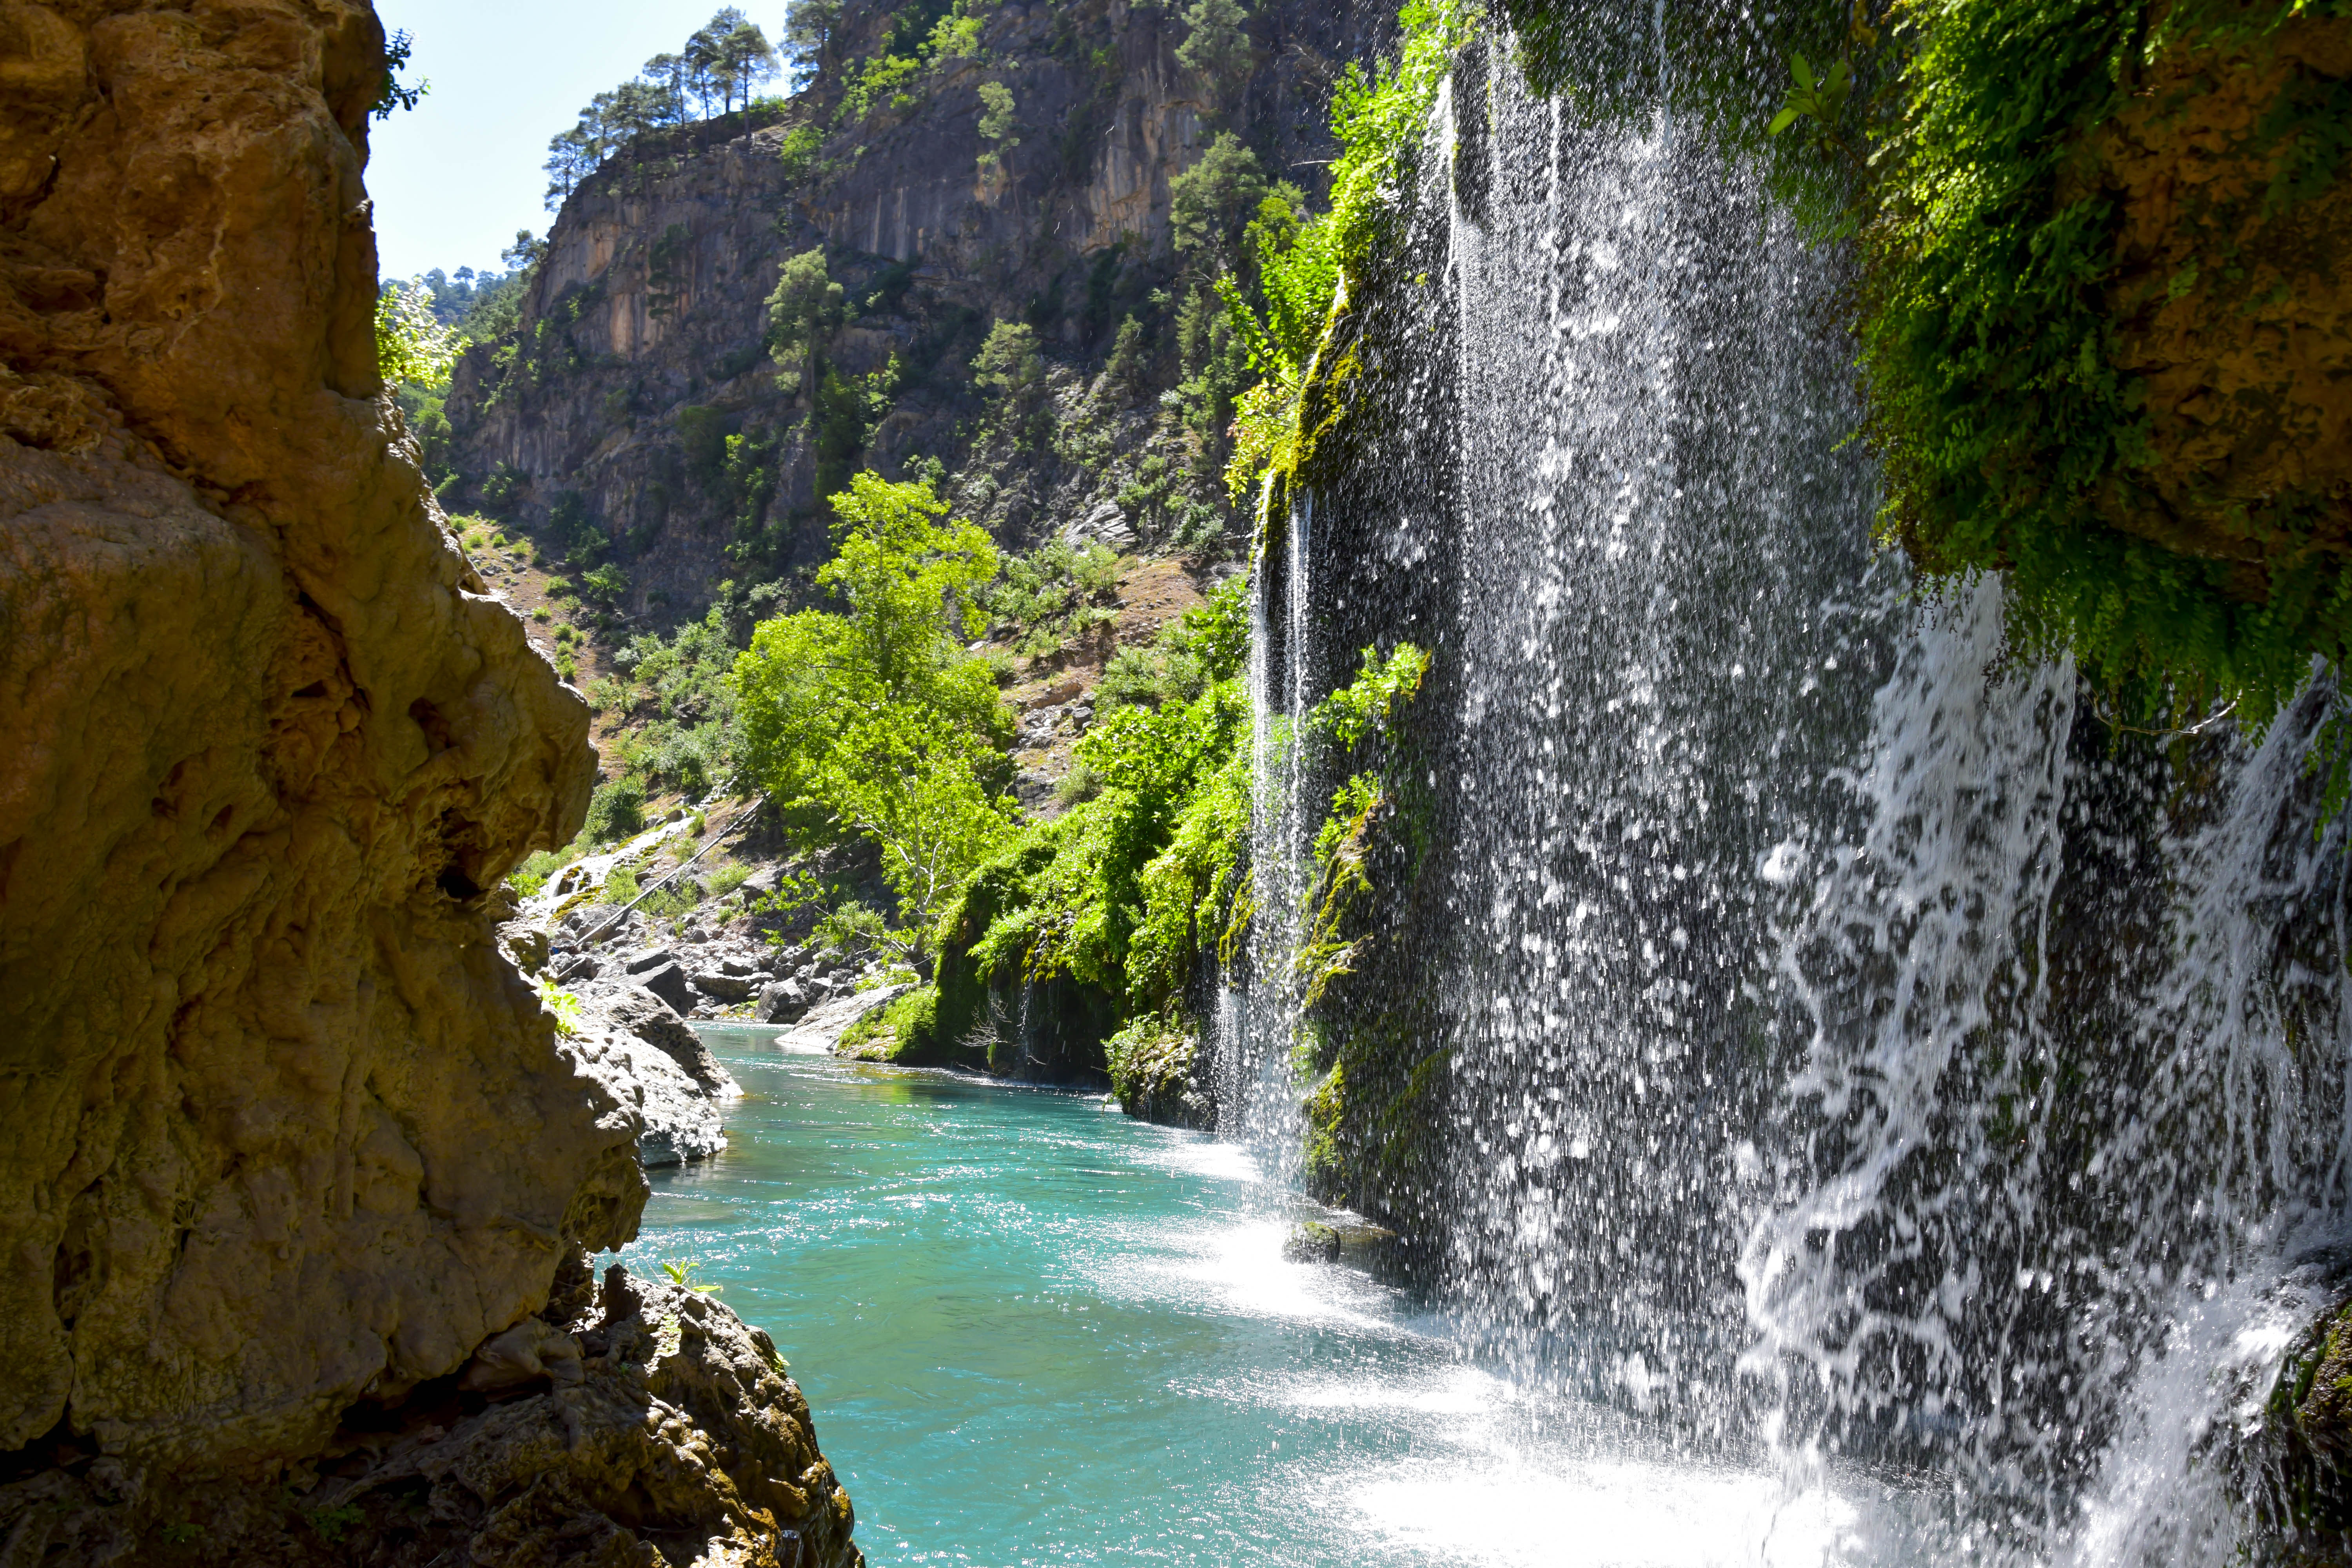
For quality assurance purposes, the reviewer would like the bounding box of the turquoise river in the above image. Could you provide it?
[617,1027,1915,1567]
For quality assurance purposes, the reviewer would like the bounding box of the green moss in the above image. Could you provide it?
[1105,1015,1209,1125]
[1851,2,2352,738]
[905,581,1257,1079]
[879,984,942,1062]
[1226,0,1477,512]
[1507,0,2352,761]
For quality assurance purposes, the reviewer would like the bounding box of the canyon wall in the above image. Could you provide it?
[0,3,858,1561]
[439,0,1387,622]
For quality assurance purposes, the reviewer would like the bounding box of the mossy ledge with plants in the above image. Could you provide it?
[1507,0,2352,766]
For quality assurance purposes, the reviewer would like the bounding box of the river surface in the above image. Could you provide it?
[617,1028,1906,1567]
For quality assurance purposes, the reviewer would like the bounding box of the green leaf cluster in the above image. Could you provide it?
[375,279,460,391]
[904,574,1255,1063]
[1854,0,2352,737]
[987,540,1122,656]
[732,474,1017,945]
[1221,0,1477,507]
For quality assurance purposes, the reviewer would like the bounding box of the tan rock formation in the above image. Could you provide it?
[5,1263,865,1566]
[0,0,622,1467]
[2096,13,2352,587]
[0,6,860,1565]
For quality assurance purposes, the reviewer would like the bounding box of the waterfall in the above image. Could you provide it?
[1230,28,2352,1564]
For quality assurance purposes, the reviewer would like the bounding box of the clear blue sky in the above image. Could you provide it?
[368,0,787,281]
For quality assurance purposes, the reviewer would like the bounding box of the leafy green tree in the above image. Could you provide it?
[818,710,1019,940]
[1176,0,1252,102]
[927,9,984,63]
[733,475,1014,949]
[373,28,428,120]
[766,247,844,400]
[1169,132,1267,269]
[377,279,458,389]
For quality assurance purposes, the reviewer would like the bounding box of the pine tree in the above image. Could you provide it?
[766,247,844,401]
[782,0,842,89]
[719,21,780,109]
[1175,0,1252,102]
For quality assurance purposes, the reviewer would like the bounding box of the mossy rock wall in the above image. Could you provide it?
[1255,140,1464,1263]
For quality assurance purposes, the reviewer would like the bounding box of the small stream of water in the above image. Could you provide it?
[624,1029,1933,1566]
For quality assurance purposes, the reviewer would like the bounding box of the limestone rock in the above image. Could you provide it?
[0,11,860,1564]
[0,0,645,1482]
[0,1266,864,1568]
[1062,498,1138,552]
[458,1315,585,1393]
[568,1010,726,1169]
[579,980,739,1098]
[692,968,755,1002]
[1109,1024,1214,1129]
[1283,1222,1342,1263]
[436,2,1380,611]
[757,977,815,1024]
[779,985,912,1055]
[637,959,697,1013]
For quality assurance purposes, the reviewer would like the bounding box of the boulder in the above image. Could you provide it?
[457,1316,584,1393]
[620,947,676,976]
[776,985,913,1054]
[719,956,761,977]
[0,1266,864,1566]
[692,970,755,1002]
[1283,1222,1342,1263]
[1062,498,1138,551]
[499,923,551,975]
[756,978,813,1024]
[579,982,739,1098]
[568,1024,724,1168]
[636,960,697,1013]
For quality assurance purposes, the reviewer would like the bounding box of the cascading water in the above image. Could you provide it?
[1230,27,2352,1564]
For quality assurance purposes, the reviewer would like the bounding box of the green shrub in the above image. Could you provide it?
[779,123,825,182]
[641,881,697,919]
[880,985,943,1062]
[706,861,752,898]
[604,863,641,904]
[1224,0,1474,506]
[987,540,1121,655]
[508,847,572,898]
[584,778,646,844]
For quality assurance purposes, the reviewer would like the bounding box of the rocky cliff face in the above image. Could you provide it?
[439,0,1386,624]
[0,4,857,1561]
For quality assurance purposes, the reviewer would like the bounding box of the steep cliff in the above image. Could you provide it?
[0,4,857,1562]
[437,0,1387,626]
